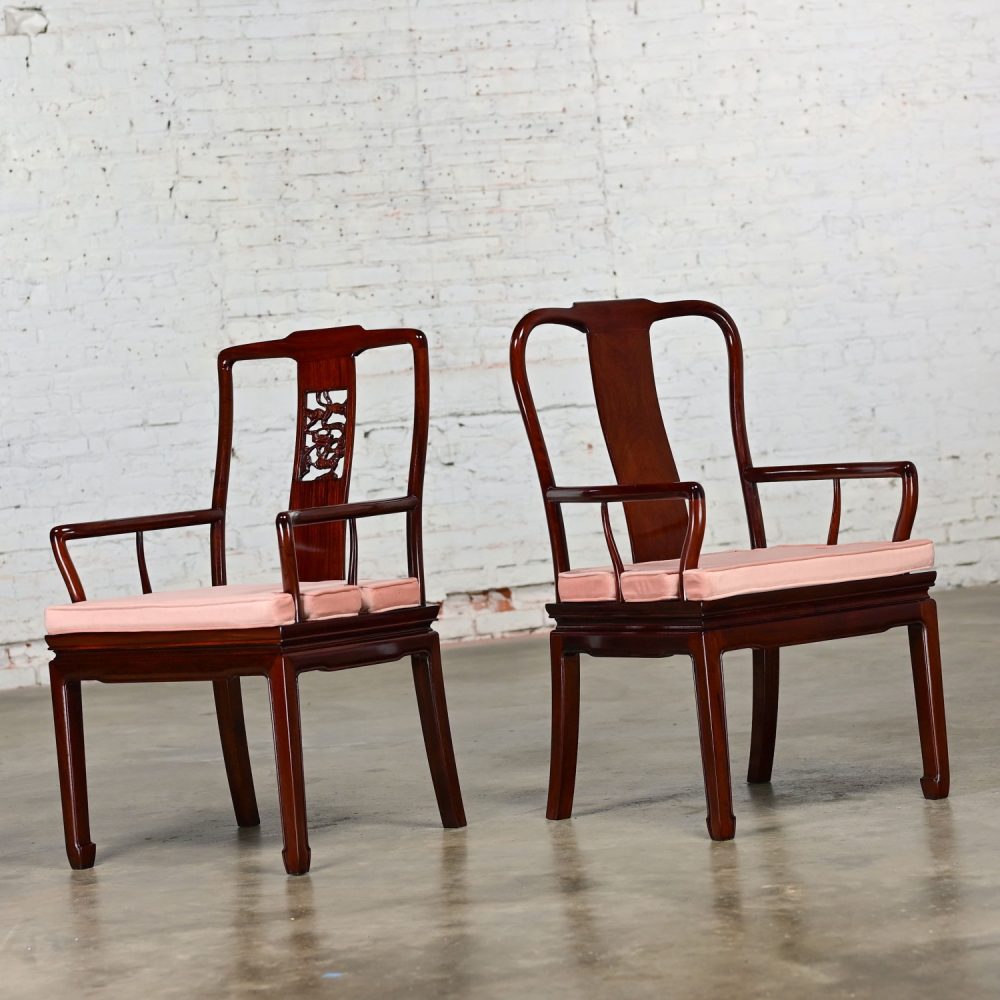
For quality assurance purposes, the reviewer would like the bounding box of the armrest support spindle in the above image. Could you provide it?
[547,482,707,601]
[49,508,224,603]
[748,462,918,543]
[275,496,420,622]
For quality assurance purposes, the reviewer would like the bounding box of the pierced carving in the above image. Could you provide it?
[298,388,349,481]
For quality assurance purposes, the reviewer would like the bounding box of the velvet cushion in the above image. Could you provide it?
[557,539,934,603]
[45,576,422,635]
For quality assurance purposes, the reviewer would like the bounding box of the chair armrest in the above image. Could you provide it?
[275,496,417,529]
[546,482,705,504]
[49,509,224,603]
[747,461,918,543]
[748,461,915,483]
[274,496,421,621]
[51,508,224,541]
[545,482,706,600]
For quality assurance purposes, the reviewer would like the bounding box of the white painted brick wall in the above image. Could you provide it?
[3,1,999,688]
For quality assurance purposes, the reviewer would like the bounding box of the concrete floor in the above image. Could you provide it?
[1,586,999,998]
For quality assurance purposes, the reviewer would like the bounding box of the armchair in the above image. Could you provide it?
[510,298,946,840]
[45,325,466,875]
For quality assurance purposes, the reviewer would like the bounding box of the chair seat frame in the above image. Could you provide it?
[546,572,946,838]
[48,606,463,875]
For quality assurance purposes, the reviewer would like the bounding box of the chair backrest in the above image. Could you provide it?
[210,325,429,583]
[510,299,764,574]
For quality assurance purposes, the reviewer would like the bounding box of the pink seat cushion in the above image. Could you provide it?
[359,577,421,612]
[558,566,622,602]
[45,581,363,635]
[558,539,934,603]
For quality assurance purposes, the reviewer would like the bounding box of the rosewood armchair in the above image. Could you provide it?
[510,298,947,840]
[46,325,465,875]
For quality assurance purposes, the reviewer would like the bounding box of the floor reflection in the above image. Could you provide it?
[548,822,605,970]
[747,784,809,963]
[66,871,112,991]
[432,833,471,992]
[920,803,970,974]
[228,853,267,990]
[284,875,322,968]
[709,838,745,935]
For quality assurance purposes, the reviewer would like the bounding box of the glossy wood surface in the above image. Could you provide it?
[510,298,948,840]
[213,677,261,827]
[47,325,464,875]
[545,632,580,821]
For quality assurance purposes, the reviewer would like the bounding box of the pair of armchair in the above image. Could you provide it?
[45,300,947,874]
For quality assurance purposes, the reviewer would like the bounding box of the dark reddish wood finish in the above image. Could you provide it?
[213,677,260,828]
[746,647,779,784]
[47,325,465,875]
[546,633,580,820]
[510,298,948,839]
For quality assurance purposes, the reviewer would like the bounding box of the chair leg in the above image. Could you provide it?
[690,634,736,841]
[908,600,950,800]
[50,666,96,869]
[411,637,467,829]
[267,658,311,875]
[212,677,260,827]
[546,633,580,821]
[747,647,779,784]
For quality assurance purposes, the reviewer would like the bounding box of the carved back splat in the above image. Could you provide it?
[298,388,350,482]
[289,353,357,580]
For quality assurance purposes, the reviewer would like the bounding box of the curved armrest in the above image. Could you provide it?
[274,496,422,621]
[546,482,705,504]
[748,461,917,543]
[275,496,417,529]
[51,508,224,542]
[49,509,223,603]
[545,482,706,600]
